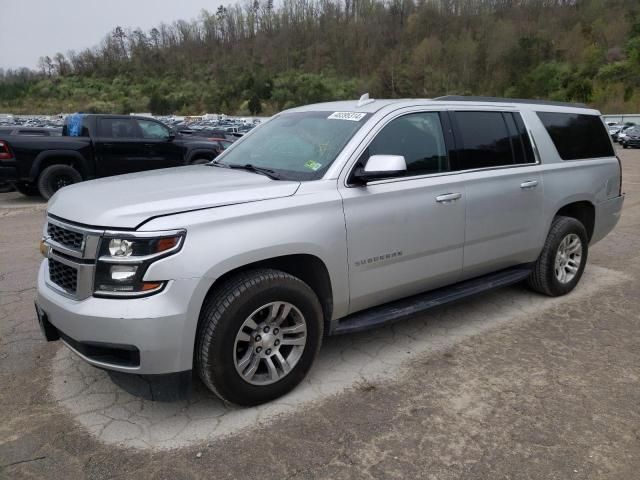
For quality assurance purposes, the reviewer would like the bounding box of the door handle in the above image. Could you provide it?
[520,180,539,189]
[435,192,462,203]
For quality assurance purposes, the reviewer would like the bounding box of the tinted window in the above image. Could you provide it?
[364,112,448,176]
[536,112,614,160]
[453,111,514,170]
[98,118,139,138]
[136,119,170,139]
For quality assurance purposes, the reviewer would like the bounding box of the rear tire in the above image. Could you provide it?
[196,268,323,406]
[12,181,40,196]
[527,216,588,297]
[37,164,82,200]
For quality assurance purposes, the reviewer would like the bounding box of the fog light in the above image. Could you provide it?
[109,239,133,257]
[110,264,137,282]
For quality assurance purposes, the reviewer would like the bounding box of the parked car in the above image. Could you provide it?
[620,126,640,148]
[0,114,221,199]
[615,124,636,144]
[608,123,624,140]
[35,96,623,406]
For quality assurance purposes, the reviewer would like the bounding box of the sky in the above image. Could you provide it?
[0,0,224,70]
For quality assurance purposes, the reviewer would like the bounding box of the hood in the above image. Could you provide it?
[47,165,300,229]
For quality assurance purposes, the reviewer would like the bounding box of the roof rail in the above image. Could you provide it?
[433,95,587,108]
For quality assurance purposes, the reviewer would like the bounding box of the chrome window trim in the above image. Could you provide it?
[354,161,542,187]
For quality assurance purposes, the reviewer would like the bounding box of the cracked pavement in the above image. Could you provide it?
[1,148,639,478]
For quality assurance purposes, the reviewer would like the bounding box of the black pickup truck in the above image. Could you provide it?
[0,114,222,199]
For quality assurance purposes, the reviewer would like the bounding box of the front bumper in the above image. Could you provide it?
[35,261,200,374]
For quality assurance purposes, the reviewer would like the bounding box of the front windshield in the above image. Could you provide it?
[217,111,370,180]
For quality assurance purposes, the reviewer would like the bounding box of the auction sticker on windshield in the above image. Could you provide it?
[304,160,323,171]
[328,112,367,121]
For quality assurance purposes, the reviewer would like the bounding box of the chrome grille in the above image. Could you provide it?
[48,258,78,293]
[47,223,84,250]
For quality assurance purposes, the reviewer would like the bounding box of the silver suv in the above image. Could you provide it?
[35,96,624,405]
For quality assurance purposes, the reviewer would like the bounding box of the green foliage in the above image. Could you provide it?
[1,0,639,114]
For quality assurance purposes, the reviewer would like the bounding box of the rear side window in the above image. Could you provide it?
[63,113,89,137]
[98,118,140,139]
[536,112,614,160]
[452,111,516,170]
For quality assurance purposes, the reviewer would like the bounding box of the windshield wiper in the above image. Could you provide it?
[206,160,229,168]
[226,163,281,180]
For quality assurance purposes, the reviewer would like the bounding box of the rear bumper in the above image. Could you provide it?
[0,164,18,181]
[591,194,624,244]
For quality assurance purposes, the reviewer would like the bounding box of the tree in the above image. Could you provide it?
[248,95,262,115]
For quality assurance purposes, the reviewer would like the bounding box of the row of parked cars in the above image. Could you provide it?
[607,122,640,148]
[0,114,238,198]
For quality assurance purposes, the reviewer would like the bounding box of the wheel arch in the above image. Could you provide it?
[30,150,90,179]
[185,147,218,164]
[555,200,595,242]
[198,253,334,336]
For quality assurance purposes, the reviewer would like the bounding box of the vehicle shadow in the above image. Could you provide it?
[50,265,624,449]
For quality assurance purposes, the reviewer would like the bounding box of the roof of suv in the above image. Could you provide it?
[287,96,599,115]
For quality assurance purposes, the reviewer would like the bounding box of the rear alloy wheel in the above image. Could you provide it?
[527,216,588,296]
[196,269,323,406]
[37,164,82,200]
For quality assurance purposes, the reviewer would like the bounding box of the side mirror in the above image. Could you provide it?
[167,132,176,141]
[352,155,407,184]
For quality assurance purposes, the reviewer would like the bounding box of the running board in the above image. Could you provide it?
[331,265,532,335]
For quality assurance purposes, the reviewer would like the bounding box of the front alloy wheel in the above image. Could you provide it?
[234,302,307,385]
[196,268,323,406]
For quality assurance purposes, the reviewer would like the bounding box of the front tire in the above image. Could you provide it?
[37,164,82,200]
[196,269,324,406]
[527,216,588,297]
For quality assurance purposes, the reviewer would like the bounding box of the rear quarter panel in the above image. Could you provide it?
[521,108,622,246]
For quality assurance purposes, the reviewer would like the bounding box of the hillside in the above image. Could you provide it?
[1,0,639,115]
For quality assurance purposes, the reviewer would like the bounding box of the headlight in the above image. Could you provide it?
[94,230,185,298]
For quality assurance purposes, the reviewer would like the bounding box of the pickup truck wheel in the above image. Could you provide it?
[12,182,40,196]
[196,268,323,406]
[527,216,588,297]
[37,164,82,200]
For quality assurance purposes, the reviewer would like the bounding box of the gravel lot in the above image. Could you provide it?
[1,148,639,479]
